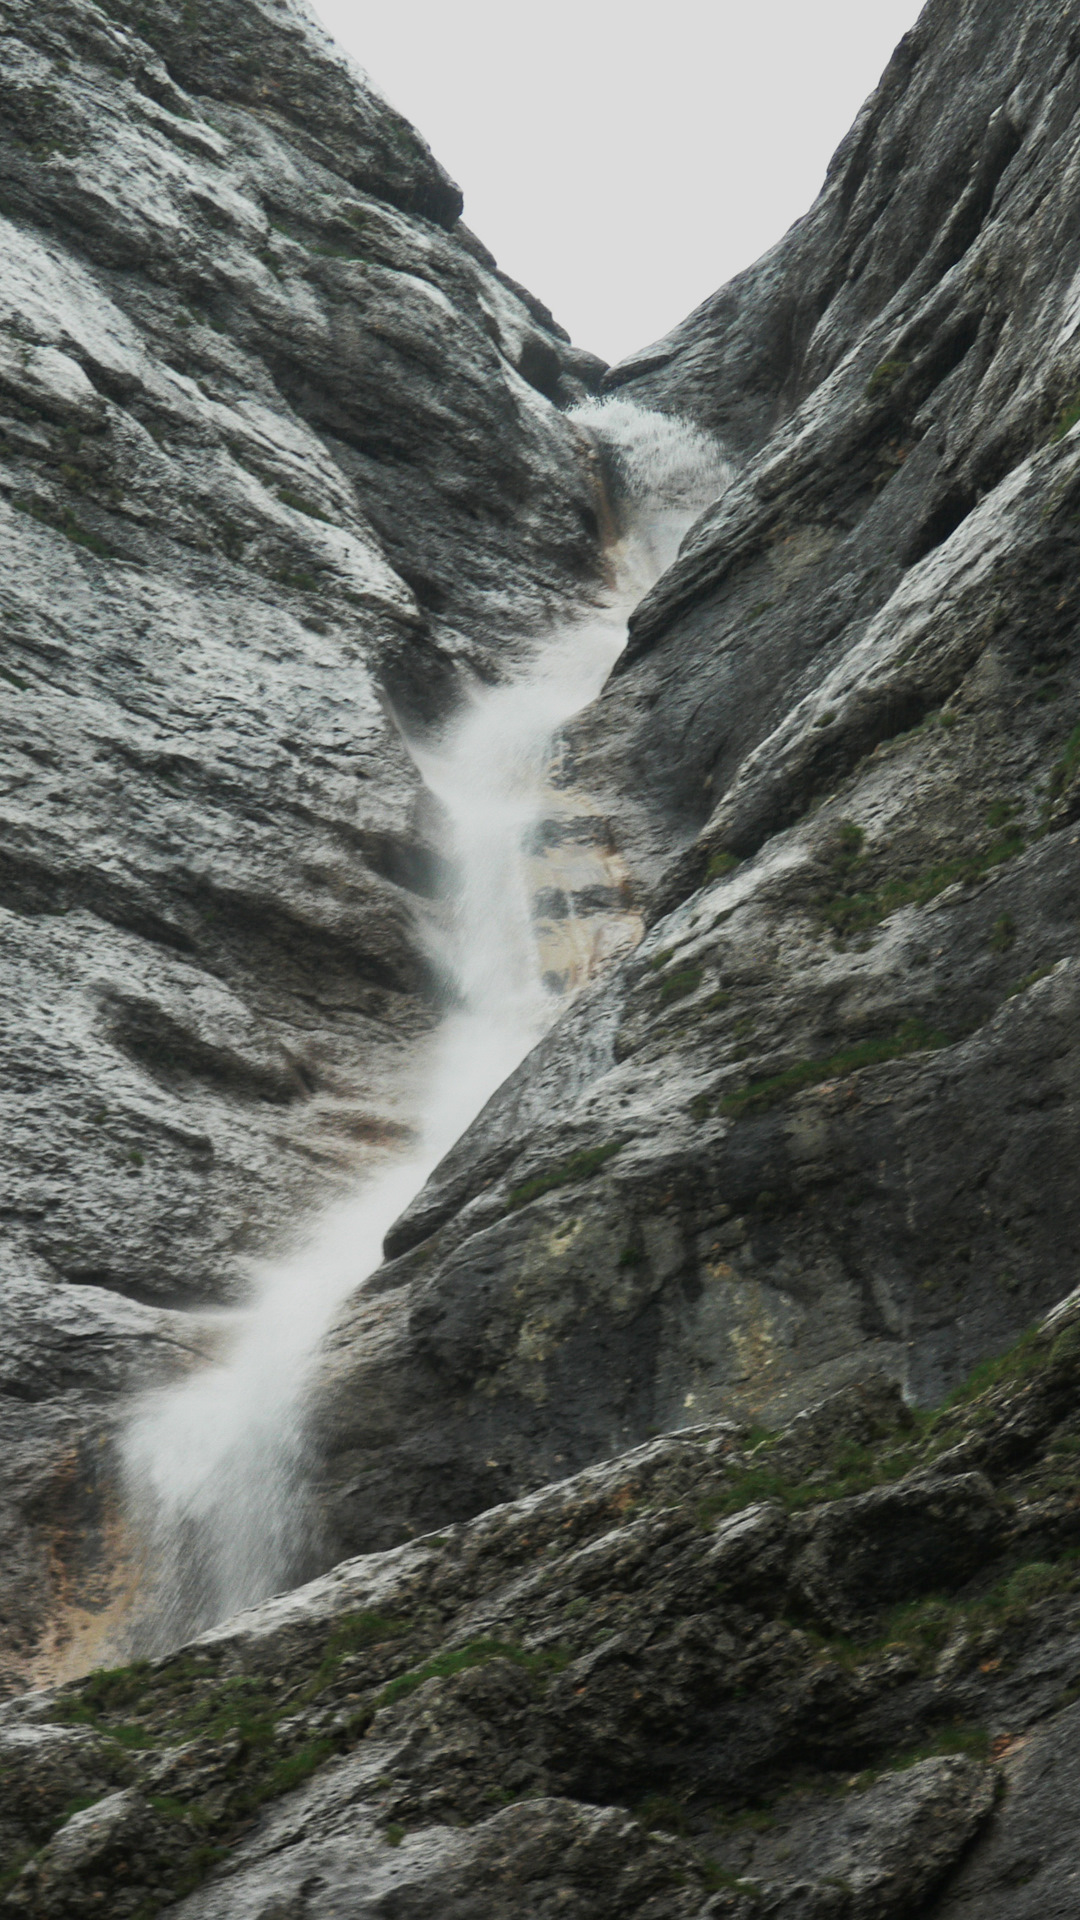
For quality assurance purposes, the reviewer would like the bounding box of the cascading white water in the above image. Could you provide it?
[116,402,730,1654]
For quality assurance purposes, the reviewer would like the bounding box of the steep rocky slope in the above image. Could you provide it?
[313,0,1080,1558]
[6,0,1080,1907]
[0,0,608,1686]
[5,1292,1080,1915]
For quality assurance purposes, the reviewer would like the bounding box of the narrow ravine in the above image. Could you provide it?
[111,403,730,1657]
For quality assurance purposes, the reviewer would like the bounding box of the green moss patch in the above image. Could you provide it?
[1051,386,1080,441]
[507,1141,623,1210]
[866,358,910,399]
[1008,964,1057,998]
[377,1637,571,1710]
[819,828,1025,935]
[720,1019,948,1120]
[277,486,332,522]
[940,1326,1043,1408]
[698,1435,916,1531]
[1048,723,1080,800]
[273,567,323,593]
[301,1611,412,1697]
[657,966,703,1005]
[12,496,120,559]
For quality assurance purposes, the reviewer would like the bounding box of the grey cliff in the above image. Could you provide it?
[0,0,606,1687]
[313,0,1080,1556]
[4,0,1080,1911]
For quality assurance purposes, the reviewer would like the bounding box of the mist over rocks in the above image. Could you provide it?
[0,0,609,1688]
[4,0,1080,1909]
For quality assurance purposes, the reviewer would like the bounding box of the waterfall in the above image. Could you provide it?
[114,403,730,1654]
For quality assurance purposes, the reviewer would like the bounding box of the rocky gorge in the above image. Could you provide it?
[3,0,1080,1910]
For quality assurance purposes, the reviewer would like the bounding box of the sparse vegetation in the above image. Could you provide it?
[866,357,910,399]
[941,1325,1043,1406]
[720,1018,948,1120]
[657,965,703,1004]
[303,1611,411,1695]
[1048,722,1080,801]
[28,1309,1080,1916]
[278,486,332,521]
[819,824,1025,935]
[377,1637,571,1710]
[13,495,120,558]
[1008,964,1056,998]
[1051,384,1080,441]
[273,567,322,592]
[700,1862,762,1896]
[507,1140,623,1210]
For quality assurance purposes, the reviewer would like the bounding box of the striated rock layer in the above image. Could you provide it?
[0,0,608,1685]
[6,0,1080,1907]
[5,1289,1080,1915]
[313,0,1080,1558]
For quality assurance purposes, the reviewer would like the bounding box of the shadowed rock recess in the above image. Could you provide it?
[4,0,1080,1908]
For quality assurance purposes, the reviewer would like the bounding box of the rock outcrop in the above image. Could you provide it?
[6,1289,1080,1915]
[312,0,1080,1558]
[6,0,1080,1908]
[0,0,607,1685]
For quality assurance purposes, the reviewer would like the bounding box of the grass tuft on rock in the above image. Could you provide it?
[377,1638,571,1710]
[720,1019,948,1120]
[277,486,332,521]
[819,828,1025,935]
[657,966,703,1004]
[507,1141,623,1210]
[1048,722,1080,799]
[866,357,910,399]
[1051,385,1080,440]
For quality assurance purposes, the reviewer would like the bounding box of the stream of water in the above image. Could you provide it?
[116,401,729,1654]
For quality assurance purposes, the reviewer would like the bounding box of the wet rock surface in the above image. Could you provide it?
[6,1299,1080,1915]
[0,0,608,1682]
[4,0,1080,1908]
[314,0,1080,1554]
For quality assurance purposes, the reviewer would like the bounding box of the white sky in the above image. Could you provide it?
[311,0,927,367]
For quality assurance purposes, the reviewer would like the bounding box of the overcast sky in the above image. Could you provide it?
[311,0,927,367]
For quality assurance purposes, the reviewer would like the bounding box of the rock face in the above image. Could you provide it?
[312,0,1080,1556]
[6,1292,1080,1916]
[0,0,608,1685]
[6,0,1080,1907]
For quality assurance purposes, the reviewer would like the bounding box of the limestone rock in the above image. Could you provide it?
[791,1473,1004,1632]
[927,1701,1080,1919]
[0,0,608,1683]
[0,1721,126,1863]
[312,0,1080,1561]
[6,1325,1079,1917]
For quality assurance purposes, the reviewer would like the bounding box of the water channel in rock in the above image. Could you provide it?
[115,401,730,1653]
